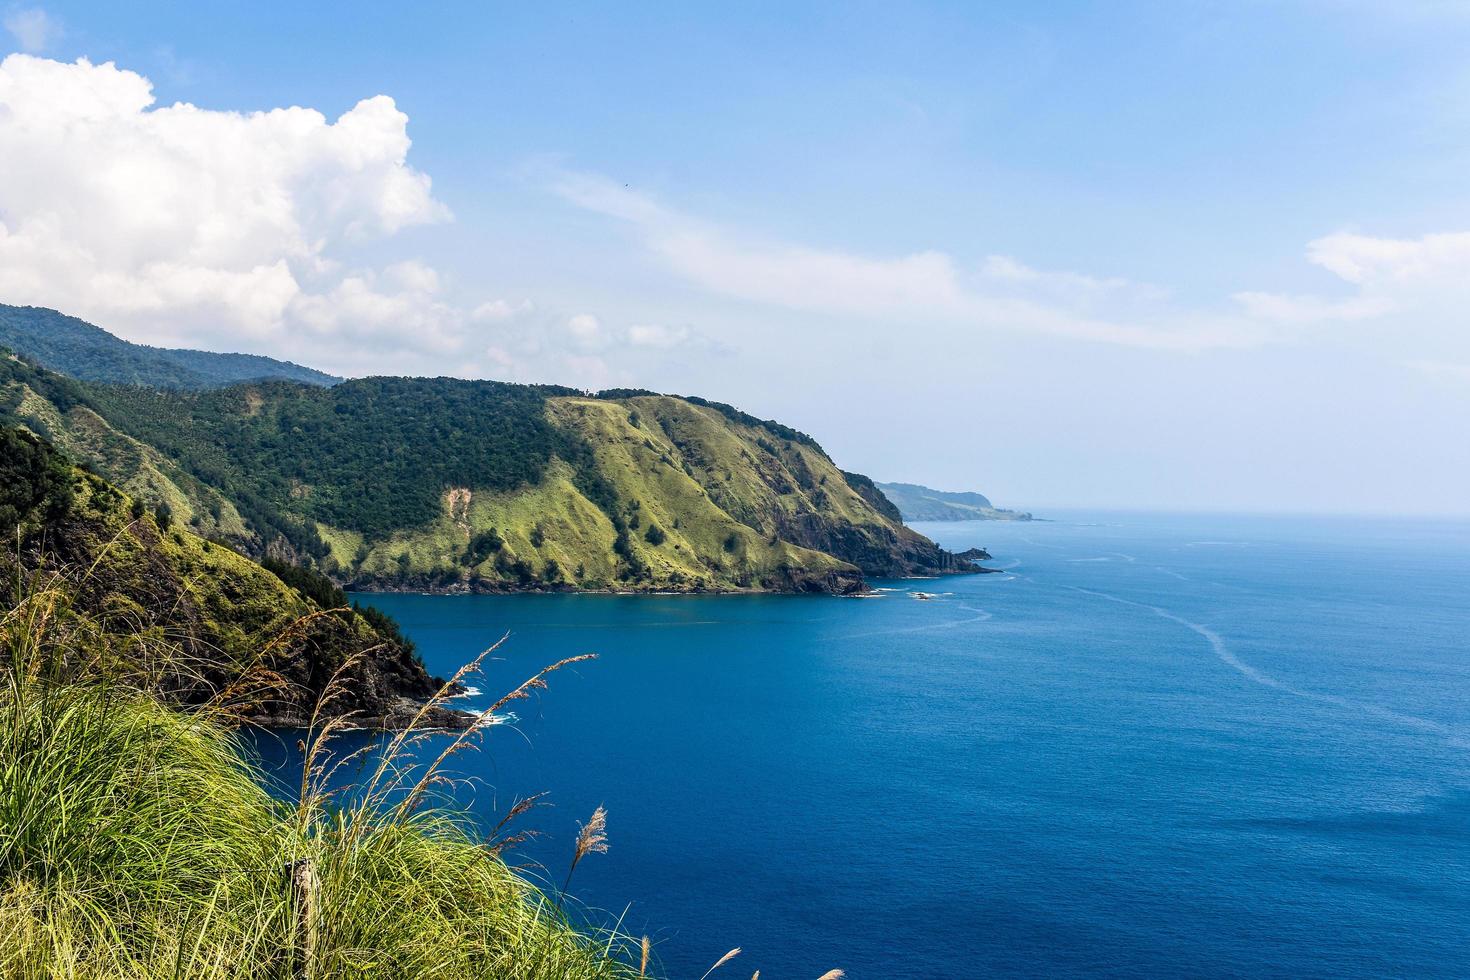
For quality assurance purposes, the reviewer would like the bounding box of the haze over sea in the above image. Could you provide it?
[289,513,1468,978]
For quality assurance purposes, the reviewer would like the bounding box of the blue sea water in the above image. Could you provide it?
[268,513,1470,978]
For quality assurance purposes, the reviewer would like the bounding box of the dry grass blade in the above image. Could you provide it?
[493,791,551,836]
[485,652,598,715]
[640,935,650,976]
[575,806,609,861]
[815,971,845,979]
[698,947,741,979]
[361,633,509,809]
[562,805,609,894]
[390,649,599,821]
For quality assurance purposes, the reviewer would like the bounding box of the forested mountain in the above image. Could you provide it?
[876,481,1034,522]
[0,305,338,389]
[1,315,979,594]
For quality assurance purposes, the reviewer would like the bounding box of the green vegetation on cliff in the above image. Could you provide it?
[0,424,447,727]
[2,310,976,594]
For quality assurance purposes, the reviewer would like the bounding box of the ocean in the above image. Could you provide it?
[263,512,1470,978]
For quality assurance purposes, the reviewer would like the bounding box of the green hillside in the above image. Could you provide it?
[0,304,338,389]
[0,424,456,728]
[1,318,980,593]
[876,481,1034,522]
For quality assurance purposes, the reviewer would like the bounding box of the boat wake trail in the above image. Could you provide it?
[1062,585,1464,745]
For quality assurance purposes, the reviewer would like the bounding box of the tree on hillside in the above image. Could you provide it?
[0,426,73,529]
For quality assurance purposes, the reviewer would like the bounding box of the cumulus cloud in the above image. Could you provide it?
[0,53,449,354]
[3,7,57,52]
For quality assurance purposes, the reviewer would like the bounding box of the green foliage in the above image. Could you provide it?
[643,522,666,546]
[352,602,418,659]
[154,501,173,530]
[91,377,563,539]
[465,527,504,564]
[0,680,638,978]
[261,554,347,610]
[0,426,73,530]
[842,470,905,523]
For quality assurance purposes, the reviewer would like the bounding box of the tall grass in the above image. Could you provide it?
[0,557,849,980]
[0,562,640,979]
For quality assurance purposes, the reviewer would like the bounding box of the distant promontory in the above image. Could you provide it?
[876,482,1034,523]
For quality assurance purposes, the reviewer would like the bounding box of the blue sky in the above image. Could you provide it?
[3,2,1468,513]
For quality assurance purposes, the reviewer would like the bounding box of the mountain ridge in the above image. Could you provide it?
[0,304,339,389]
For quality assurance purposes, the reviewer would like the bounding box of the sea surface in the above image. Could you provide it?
[262,513,1470,978]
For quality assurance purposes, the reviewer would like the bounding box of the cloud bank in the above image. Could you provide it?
[0,53,707,386]
[0,54,449,354]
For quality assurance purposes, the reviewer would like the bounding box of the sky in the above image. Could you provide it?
[1,1,1468,515]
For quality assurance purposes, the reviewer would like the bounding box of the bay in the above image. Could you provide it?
[257,512,1470,978]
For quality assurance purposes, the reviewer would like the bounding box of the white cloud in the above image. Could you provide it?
[0,54,449,355]
[3,7,57,53]
[471,298,534,321]
[1306,230,1470,290]
[551,170,1272,352]
[1236,229,1470,348]
[566,312,603,344]
[1231,290,1391,323]
[550,169,1470,364]
[627,323,691,347]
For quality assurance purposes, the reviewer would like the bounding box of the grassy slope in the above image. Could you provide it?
[0,679,636,979]
[339,396,860,592]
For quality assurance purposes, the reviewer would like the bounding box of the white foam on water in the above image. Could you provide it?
[1062,584,1465,745]
[840,603,993,640]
